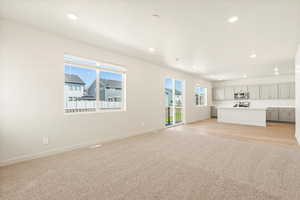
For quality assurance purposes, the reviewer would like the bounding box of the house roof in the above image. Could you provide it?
[100,79,122,89]
[65,74,85,85]
[165,88,182,95]
[86,79,122,97]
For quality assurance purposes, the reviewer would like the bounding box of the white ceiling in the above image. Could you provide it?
[1,0,300,81]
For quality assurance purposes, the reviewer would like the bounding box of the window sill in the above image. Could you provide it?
[64,108,126,116]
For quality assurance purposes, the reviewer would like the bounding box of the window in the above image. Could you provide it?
[195,87,207,106]
[64,55,126,113]
[99,71,123,109]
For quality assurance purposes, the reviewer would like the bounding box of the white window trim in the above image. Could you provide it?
[64,108,126,116]
[64,55,127,115]
[64,54,127,73]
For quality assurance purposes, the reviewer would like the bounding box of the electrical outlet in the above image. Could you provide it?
[42,137,49,145]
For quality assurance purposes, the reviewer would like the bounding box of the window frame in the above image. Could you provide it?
[195,86,208,107]
[64,55,127,115]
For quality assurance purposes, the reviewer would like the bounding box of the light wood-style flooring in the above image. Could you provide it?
[184,118,297,147]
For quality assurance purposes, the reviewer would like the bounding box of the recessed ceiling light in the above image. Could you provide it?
[148,48,155,53]
[249,53,257,58]
[274,71,280,75]
[243,74,247,78]
[152,14,160,18]
[227,16,239,23]
[274,67,279,71]
[67,13,78,20]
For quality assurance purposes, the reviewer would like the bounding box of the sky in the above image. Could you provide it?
[196,87,205,94]
[165,78,183,92]
[165,78,205,95]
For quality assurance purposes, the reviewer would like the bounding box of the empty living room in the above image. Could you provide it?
[1,1,300,200]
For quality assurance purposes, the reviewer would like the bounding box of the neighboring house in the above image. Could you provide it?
[165,88,182,106]
[87,79,122,102]
[64,74,85,103]
[64,74,97,111]
[64,74,122,111]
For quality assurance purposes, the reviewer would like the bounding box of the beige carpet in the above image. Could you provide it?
[1,124,300,200]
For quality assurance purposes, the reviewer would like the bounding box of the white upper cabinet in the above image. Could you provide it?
[289,82,295,99]
[212,82,294,101]
[260,84,278,99]
[224,87,235,100]
[278,82,295,99]
[259,85,269,99]
[213,88,225,101]
[269,84,278,99]
[278,83,290,99]
[247,85,260,100]
[234,86,248,93]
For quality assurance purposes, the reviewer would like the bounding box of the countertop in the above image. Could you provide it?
[218,107,267,111]
[212,105,295,109]
[267,106,295,108]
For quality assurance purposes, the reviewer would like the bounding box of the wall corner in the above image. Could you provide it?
[295,45,300,144]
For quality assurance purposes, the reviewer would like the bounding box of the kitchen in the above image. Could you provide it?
[211,75,295,127]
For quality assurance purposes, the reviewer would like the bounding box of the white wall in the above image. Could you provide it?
[296,46,300,143]
[212,75,295,108]
[0,20,212,165]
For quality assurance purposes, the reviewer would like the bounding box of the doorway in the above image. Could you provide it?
[164,77,185,126]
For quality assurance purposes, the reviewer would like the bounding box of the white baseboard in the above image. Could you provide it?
[0,127,161,167]
[0,118,210,167]
[0,140,98,167]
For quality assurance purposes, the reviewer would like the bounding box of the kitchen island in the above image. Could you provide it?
[218,107,267,127]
